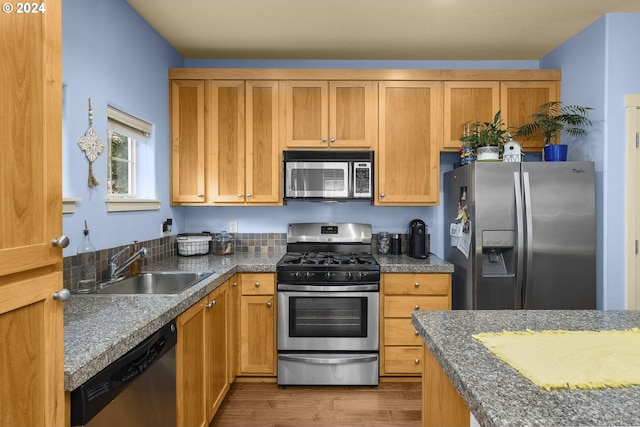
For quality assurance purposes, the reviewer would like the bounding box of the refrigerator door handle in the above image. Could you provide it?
[514,171,524,309]
[522,171,534,309]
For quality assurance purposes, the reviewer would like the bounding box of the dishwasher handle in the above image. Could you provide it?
[70,319,178,426]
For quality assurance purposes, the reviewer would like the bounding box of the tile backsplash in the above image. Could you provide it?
[63,233,287,292]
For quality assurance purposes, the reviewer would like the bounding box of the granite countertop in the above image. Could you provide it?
[65,251,451,391]
[412,310,640,427]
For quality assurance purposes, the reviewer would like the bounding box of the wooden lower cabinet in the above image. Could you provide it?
[423,344,470,427]
[176,280,231,427]
[238,273,277,376]
[380,273,451,376]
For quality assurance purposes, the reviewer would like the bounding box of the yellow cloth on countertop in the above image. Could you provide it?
[473,328,640,390]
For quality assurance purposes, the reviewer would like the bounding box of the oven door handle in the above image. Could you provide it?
[278,354,378,365]
[277,284,379,292]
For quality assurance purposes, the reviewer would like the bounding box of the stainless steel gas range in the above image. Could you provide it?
[276,222,380,386]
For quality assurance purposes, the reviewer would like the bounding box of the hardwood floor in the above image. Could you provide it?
[210,382,421,427]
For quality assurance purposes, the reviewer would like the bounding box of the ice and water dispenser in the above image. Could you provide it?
[481,230,515,277]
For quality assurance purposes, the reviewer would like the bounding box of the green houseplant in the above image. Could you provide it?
[513,101,594,161]
[460,111,508,161]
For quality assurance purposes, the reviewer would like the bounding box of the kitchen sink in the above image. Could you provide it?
[95,271,214,295]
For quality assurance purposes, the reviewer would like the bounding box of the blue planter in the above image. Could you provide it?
[543,144,568,162]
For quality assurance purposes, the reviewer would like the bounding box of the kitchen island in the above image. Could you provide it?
[412,310,640,427]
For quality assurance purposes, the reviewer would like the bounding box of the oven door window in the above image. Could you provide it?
[288,296,367,338]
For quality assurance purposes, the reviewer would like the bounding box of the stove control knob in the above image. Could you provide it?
[358,272,365,280]
[345,272,353,280]
[305,272,313,280]
[325,272,333,280]
[294,272,301,280]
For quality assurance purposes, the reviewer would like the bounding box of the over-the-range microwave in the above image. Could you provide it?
[283,150,374,202]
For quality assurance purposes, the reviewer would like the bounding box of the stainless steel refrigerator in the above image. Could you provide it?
[443,162,596,310]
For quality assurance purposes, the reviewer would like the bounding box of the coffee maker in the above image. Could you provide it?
[408,219,428,259]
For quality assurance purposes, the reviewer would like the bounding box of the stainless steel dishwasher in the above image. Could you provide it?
[70,319,177,427]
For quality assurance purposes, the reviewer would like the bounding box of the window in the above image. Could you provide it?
[106,106,160,211]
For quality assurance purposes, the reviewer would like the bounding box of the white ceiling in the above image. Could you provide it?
[127,0,640,61]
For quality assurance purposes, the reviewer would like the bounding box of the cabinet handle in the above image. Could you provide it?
[322,137,327,142]
[52,289,70,302]
[415,330,419,336]
[52,235,69,248]
[415,282,420,288]
[247,193,252,198]
[266,301,272,308]
[414,305,420,310]
[238,193,244,197]
[415,358,420,365]
[197,193,203,197]
[255,282,260,288]
[206,300,216,308]
[232,281,238,287]
[380,193,385,198]
[330,137,335,142]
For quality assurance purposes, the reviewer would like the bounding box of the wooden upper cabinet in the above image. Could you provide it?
[0,1,65,426]
[377,81,443,206]
[501,81,560,150]
[245,81,281,203]
[280,80,376,149]
[206,81,245,203]
[171,80,206,204]
[443,81,500,150]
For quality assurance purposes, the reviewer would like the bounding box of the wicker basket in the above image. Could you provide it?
[177,235,212,256]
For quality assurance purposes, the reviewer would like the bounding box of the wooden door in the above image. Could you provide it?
[329,81,377,148]
[500,81,560,150]
[443,81,500,150]
[280,81,329,148]
[239,295,276,375]
[246,81,281,204]
[377,81,443,205]
[205,284,228,421]
[207,81,246,203]
[0,1,65,425]
[176,299,207,427]
[170,80,206,204]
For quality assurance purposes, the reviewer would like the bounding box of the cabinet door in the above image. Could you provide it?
[329,81,377,148]
[246,81,281,204]
[227,277,239,382]
[176,298,207,427]
[443,81,500,150]
[171,80,206,204]
[0,2,65,426]
[501,81,560,151]
[280,81,329,148]
[205,285,228,421]
[239,295,276,375]
[207,81,246,203]
[377,81,443,205]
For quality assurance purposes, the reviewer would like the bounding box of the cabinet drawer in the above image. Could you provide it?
[383,273,451,296]
[383,318,423,346]
[383,346,423,375]
[241,273,275,295]
[384,295,450,317]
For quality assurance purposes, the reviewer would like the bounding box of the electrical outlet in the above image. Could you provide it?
[229,221,238,233]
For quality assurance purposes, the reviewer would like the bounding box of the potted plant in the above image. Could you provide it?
[513,101,594,161]
[462,111,507,161]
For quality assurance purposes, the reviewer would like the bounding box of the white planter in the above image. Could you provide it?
[476,146,500,161]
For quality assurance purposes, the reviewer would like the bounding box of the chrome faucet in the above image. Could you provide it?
[108,246,148,280]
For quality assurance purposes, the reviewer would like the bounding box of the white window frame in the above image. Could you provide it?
[106,106,160,212]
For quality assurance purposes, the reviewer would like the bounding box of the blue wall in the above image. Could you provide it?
[541,13,640,309]
[62,0,183,256]
[61,1,639,308]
